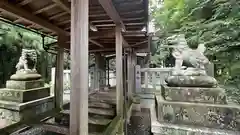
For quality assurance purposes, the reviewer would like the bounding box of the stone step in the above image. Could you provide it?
[89,116,112,125]
[88,108,115,117]
[58,110,112,133]
[89,101,115,109]
[89,97,116,105]
[156,95,240,131]
[61,107,115,117]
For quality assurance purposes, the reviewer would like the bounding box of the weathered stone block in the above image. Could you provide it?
[6,80,44,90]
[156,96,240,131]
[166,76,217,87]
[0,86,50,103]
[0,96,54,122]
[152,122,240,135]
[10,72,42,81]
[161,85,227,104]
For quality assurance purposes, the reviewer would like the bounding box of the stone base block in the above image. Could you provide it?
[0,96,54,122]
[161,85,227,104]
[152,122,240,135]
[166,75,217,87]
[0,86,50,103]
[156,96,240,130]
[6,80,44,90]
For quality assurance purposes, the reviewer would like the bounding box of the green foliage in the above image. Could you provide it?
[151,0,240,103]
[0,21,56,86]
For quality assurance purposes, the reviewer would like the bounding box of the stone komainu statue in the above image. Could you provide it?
[16,49,37,72]
[166,34,210,71]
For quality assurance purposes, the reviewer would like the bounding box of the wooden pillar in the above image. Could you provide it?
[145,72,148,88]
[115,25,124,134]
[54,46,64,109]
[107,59,110,86]
[95,53,100,89]
[70,0,89,134]
[132,51,137,93]
[127,49,133,99]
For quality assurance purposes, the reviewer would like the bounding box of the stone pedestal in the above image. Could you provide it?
[154,73,240,134]
[0,78,54,124]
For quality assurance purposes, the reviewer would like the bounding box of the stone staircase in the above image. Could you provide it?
[57,90,116,134]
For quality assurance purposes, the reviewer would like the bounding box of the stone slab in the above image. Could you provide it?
[152,123,240,135]
[0,96,54,122]
[156,96,240,131]
[6,80,44,90]
[161,85,227,104]
[0,86,50,103]
[150,101,239,135]
[10,72,42,81]
[166,75,218,87]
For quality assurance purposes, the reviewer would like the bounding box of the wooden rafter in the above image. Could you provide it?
[57,19,70,25]
[130,40,148,47]
[34,3,57,14]
[122,35,129,47]
[52,0,97,31]
[95,22,144,27]
[89,39,104,48]
[0,1,67,35]
[52,0,70,13]
[13,3,57,24]
[63,30,146,41]
[98,0,126,31]
[19,0,35,6]
[49,12,68,20]
[91,17,144,23]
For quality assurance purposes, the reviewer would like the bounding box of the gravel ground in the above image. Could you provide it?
[10,127,63,135]
[127,108,152,135]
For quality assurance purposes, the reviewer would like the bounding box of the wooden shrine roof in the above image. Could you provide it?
[0,0,149,52]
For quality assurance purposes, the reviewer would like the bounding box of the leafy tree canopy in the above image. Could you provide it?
[150,0,240,103]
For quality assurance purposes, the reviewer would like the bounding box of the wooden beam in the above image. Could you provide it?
[70,0,88,135]
[89,22,98,31]
[89,39,104,48]
[54,45,64,110]
[34,3,57,14]
[19,0,35,6]
[12,3,57,25]
[0,1,67,36]
[49,12,68,20]
[13,18,21,23]
[63,30,146,41]
[95,22,144,27]
[91,17,144,23]
[89,48,115,53]
[57,19,70,25]
[122,35,129,47]
[131,40,148,47]
[52,0,71,13]
[98,0,126,31]
[115,25,123,133]
[26,24,36,28]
